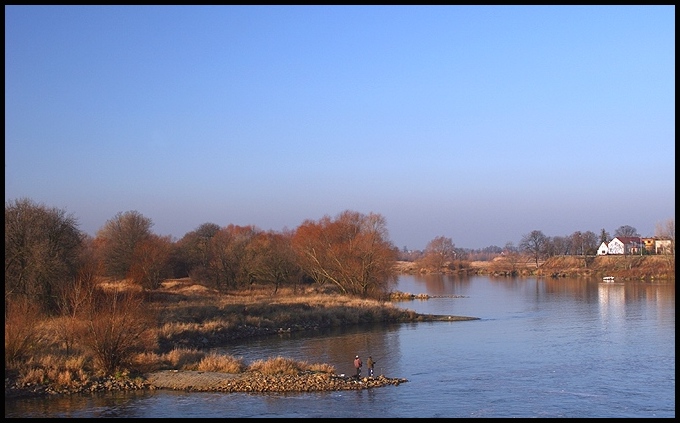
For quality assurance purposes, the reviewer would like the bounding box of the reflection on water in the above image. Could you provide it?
[214,322,406,377]
[598,282,628,346]
[5,275,675,418]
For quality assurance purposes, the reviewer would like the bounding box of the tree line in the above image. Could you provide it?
[5,198,405,316]
[515,224,675,268]
[6,197,675,316]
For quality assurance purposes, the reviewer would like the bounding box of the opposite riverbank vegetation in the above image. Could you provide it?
[5,256,672,399]
[399,254,675,281]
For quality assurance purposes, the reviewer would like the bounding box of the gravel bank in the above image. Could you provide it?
[145,370,408,393]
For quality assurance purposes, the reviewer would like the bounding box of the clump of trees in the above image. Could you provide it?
[5,200,157,377]
[5,198,84,315]
[414,236,471,273]
[5,199,403,376]
[292,210,398,298]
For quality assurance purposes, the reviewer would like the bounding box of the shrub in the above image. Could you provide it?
[196,353,246,373]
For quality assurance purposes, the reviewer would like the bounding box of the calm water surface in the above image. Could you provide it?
[5,275,675,418]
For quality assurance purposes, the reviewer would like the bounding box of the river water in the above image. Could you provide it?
[5,275,675,418]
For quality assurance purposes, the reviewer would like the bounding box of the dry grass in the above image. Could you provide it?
[151,281,418,354]
[5,279,417,394]
[467,255,674,279]
[196,353,247,373]
[248,356,335,375]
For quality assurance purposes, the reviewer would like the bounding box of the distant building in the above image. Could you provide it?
[597,242,609,256]
[642,237,656,253]
[607,237,642,255]
[655,239,672,255]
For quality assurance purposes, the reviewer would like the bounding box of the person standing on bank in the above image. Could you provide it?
[354,355,362,377]
[367,356,376,377]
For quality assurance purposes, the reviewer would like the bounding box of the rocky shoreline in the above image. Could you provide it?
[5,370,409,399]
[145,370,408,393]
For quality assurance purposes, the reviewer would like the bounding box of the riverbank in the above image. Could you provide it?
[5,369,410,399]
[5,275,476,399]
[396,255,675,280]
[145,370,408,393]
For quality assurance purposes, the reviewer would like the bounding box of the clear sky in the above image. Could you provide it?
[5,5,675,250]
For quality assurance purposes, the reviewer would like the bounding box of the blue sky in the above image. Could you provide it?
[5,5,675,250]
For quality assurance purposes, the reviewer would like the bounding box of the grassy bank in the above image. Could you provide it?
[397,255,675,280]
[5,279,475,398]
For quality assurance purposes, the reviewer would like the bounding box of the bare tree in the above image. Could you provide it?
[519,230,548,268]
[56,235,100,355]
[128,234,173,290]
[5,198,84,314]
[96,211,153,280]
[419,236,456,271]
[5,297,45,365]
[582,231,598,255]
[655,218,675,257]
[82,287,157,375]
[175,222,221,279]
[292,210,398,298]
[244,229,301,294]
[549,236,570,256]
[568,231,598,256]
[614,225,640,237]
[567,230,598,267]
[493,243,525,276]
[208,224,260,290]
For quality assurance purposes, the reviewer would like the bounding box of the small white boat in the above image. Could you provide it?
[602,276,615,282]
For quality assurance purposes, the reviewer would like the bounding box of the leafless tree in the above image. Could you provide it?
[5,296,45,365]
[519,230,548,268]
[549,236,570,256]
[95,211,153,280]
[655,218,675,259]
[568,231,597,256]
[614,225,640,237]
[292,210,398,298]
[582,231,598,255]
[82,287,157,375]
[5,198,84,314]
[175,222,221,279]
[244,229,301,294]
[208,224,260,290]
[56,235,100,355]
[128,234,173,290]
[419,236,457,271]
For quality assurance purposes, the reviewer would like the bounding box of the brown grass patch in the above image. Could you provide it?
[248,356,335,376]
[196,353,247,373]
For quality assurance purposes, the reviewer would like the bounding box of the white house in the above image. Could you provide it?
[597,242,609,255]
[607,237,642,255]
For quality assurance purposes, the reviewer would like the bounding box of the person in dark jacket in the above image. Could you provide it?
[354,355,362,377]
[367,356,376,377]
